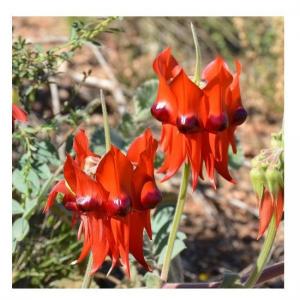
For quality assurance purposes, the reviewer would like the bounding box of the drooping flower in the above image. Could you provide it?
[45,128,161,276]
[250,131,284,238]
[151,48,247,188]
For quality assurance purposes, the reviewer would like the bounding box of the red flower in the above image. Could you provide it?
[151,48,247,188]
[257,188,284,239]
[12,104,28,123]
[45,128,161,276]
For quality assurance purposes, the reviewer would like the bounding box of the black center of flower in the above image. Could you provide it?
[232,106,247,126]
[141,187,162,209]
[106,194,132,217]
[151,102,170,123]
[206,113,229,132]
[176,115,202,134]
[76,196,99,212]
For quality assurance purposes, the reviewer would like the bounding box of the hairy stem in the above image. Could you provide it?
[81,254,94,288]
[81,89,111,288]
[244,213,277,288]
[160,163,190,282]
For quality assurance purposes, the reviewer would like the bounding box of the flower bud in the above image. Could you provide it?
[250,167,265,200]
[265,167,282,200]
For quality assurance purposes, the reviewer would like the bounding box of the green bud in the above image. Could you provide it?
[250,167,265,200]
[271,131,283,149]
[265,167,282,199]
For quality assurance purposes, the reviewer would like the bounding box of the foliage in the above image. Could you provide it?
[12,17,120,105]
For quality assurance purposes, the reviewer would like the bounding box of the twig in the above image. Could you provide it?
[87,43,127,114]
[49,77,65,160]
[70,72,115,91]
[162,261,284,288]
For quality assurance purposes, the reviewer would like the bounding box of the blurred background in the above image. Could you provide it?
[12,17,284,288]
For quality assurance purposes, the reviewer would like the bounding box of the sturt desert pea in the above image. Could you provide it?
[151,48,247,189]
[44,128,161,276]
[250,131,284,239]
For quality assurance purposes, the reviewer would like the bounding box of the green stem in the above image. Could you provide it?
[160,163,190,282]
[191,22,202,85]
[81,254,94,288]
[244,213,277,288]
[81,89,111,288]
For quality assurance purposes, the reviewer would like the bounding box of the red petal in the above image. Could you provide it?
[12,104,28,122]
[152,48,180,124]
[129,211,151,271]
[275,189,284,228]
[258,190,274,239]
[64,154,77,193]
[44,180,74,213]
[169,69,204,132]
[96,146,133,197]
[158,124,186,182]
[73,129,97,169]
[111,217,131,277]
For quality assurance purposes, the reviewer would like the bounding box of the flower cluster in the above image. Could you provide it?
[44,128,161,276]
[151,48,247,189]
[250,131,284,238]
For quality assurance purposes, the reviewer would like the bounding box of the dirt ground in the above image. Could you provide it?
[12,17,284,288]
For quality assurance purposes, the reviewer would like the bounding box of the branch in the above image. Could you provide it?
[162,261,284,288]
[87,43,127,114]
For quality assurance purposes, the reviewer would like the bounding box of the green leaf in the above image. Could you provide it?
[27,169,40,195]
[228,145,245,170]
[12,169,27,194]
[24,198,38,218]
[133,79,158,112]
[158,239,187,265]
[34,140,60,166]
[36,164,52,180]
[12,218,30,242]
[220,271,243,288]
[144,272,163,288]
[12,199,24,215]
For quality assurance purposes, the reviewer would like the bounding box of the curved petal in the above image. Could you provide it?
[12,104,28,122]
[258,190,274,239]
[151,48,180,124]
[158,124,186,182]
[96,146,133,197]
[202,57,233,132]
[73,129,98,169]
[44,179,75,213]
[129,211,151,271]
[170,69,204,133]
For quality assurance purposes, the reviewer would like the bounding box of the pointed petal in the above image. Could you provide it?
[44,180,74,213]
[73,129,96,168]
[129,211,151,271]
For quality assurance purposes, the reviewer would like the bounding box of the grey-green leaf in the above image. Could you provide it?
[12,169,27,194]
[12,217,30,242]
[12,199,24,215]
[158,239,187,265]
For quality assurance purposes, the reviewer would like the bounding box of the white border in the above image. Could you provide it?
[2,0,300,299]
